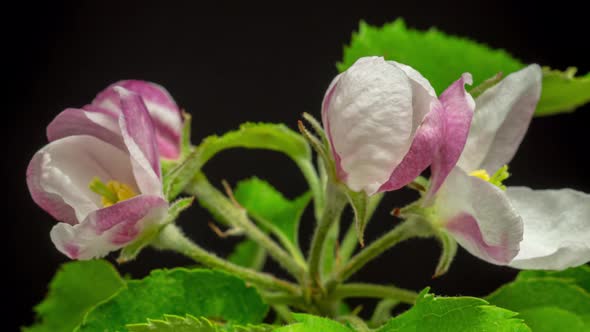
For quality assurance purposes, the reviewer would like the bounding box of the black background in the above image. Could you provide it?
[7,1,590,329]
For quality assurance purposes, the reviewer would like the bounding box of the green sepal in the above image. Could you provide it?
[118,197,195,263]
[164,122,310,200]
[342,187,370,247]
[432,230,458,278]
[75,268,269,332]
[23,260,125,332]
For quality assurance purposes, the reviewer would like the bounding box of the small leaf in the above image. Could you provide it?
[228,239,267,270]
[119,197,194,262]
[164,123,310,200]
[274,314,354,332]
[377,289,530,332]
[23,260,125,332]
[343,188,370,247]
[536,67,590,116]
[233,177,310,260]
[486,278,590,329]
[76,269,268,332]
[516,265,590,293]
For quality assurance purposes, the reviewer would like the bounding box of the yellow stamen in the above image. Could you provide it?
[469,169,491,182]
[89,177,138,207]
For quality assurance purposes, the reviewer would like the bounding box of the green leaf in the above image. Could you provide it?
[339,19,523,93]
[233,177,311,261]
[339,19,590,116]
[228,239,267,270]
[23,260,125,332]
[377,289,530,332]
[516,265,590,293]
[536,67,590,116]
[342,187,370,247]
[127,314,276,332]
[76,268,268,332]
[486,278,590,329]
[165,123,310,200]
[119,197,195,263]
[274,314,354,332]
[519,307,587,332]
[127,315,218,332]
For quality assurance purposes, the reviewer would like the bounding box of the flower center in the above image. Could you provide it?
[89,177,138,207]
[469,165,510,190]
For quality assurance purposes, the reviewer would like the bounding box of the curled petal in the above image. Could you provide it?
[116,87,162,195]
[50,195,168,259]
[26,135,137,224]
[436,167,523,265]
[93,80,183,159]
[508,187,590,270]
[46,108,123,149]
[323,57,414,194]
[458,65,542,173]
[428,73,475,198]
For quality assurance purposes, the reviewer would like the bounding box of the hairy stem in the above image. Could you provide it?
[332,283,418,304]
[155,224,300,295]
[308,182,347,287]
[186,173,307,282]
[326,218,432,291]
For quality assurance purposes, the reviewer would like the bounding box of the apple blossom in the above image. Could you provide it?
[322,56,475,195]
[423,64,590,270]
[27,86,169,259]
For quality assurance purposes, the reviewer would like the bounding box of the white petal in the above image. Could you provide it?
[457,65,542,173]
[508,187,590,270]
[436,167,523,265]
[325,57,414,194]
[35,135,137,222]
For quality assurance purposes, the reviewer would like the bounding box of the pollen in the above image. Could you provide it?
[469,169,491,181]
[89,177,138,207]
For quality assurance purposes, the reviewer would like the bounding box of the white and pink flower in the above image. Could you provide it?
[27,81,181,259]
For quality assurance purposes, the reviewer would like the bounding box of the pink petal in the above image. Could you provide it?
[93,80,183,159]
[46,108,124,150]
[26,135,138,224]
[116,87,162,195]
[50,195,168,259]
[321,74,348,181]
[427,73,475,198]
[436,167,523,265]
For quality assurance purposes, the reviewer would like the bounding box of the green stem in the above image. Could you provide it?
[369,298,400,328]
[332,283,418,304]
[308,182,347,286]
[186,173,307,281]
[337,315,371,332]
[339,193,384,264]
[326,218,432,291]
[295,158,324,222]
[272,304,296,324]
[155,224,300,295]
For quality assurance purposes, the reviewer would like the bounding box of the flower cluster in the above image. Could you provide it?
[323,57,590,270]
[27,81,183,259]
